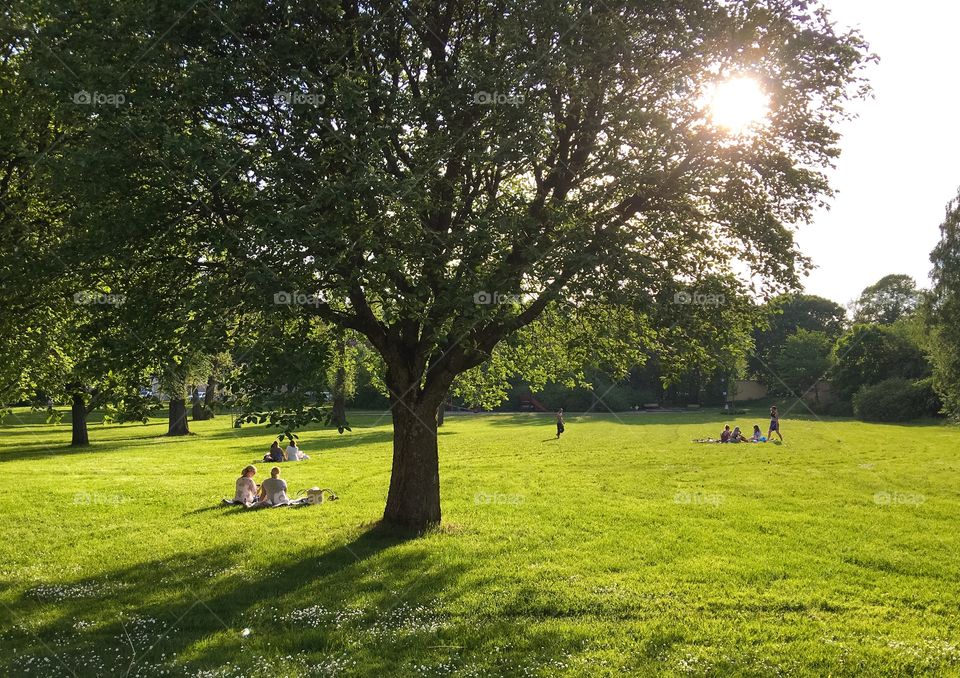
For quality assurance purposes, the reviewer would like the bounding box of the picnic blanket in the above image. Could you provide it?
[221,498,311,509]
[220,488,339,510]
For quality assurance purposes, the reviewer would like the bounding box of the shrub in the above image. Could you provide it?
[852,378,941,422]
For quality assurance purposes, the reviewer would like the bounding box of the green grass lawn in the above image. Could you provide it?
[1,407,958,676]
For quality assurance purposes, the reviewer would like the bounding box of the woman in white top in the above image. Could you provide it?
[285,442,309,461]
[234,465,259,504]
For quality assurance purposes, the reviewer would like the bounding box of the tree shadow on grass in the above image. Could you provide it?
[202,426,459,451]
[0,424,454,466]
[0,433,205,464]
[3,522,466,676]
[4,522,633,676]
[0,441,122,464]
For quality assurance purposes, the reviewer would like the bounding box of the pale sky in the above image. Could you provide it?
[797,0,960,308]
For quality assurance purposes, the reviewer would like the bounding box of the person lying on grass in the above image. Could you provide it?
[235,465,260,505]
[259,466,290,506]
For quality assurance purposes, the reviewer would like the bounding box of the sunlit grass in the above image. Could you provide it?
[1,407,958,676]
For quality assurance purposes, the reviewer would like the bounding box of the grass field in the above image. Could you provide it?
[1,406,958,677]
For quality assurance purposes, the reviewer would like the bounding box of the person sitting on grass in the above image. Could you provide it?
[235,465,259,505]
[751,425,763,442]
[259,466,290,506]
[285,441,309,461]
[720,425,731,443]
[731,426,747,443]
[263,440,284,463]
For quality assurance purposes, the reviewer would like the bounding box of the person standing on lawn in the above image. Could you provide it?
[767,405,783,442]
[556,408,565,439]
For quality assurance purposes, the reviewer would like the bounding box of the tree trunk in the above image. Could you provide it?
[383,395,443,529]
[191,387,204,421]
[71,392,90,447]
[168,398,190,435]
[203,375,216,419]
[437,399,445,427]
[331,366,348,432]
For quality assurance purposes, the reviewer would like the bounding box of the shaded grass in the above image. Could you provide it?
[0,407,959,676]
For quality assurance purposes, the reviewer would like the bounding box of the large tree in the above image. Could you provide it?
[22,0,870,527]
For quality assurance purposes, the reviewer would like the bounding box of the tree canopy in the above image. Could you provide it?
[852,274,921,325]
[751,293,847,384]
[831,324,929,403]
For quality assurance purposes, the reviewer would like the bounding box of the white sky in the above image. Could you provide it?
[796,0,960,307]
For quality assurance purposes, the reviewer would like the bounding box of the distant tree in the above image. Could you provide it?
[770,329,833,403]
[831,324,929,402]
[752,294,847,381]
[926,187,960,418]
[326,333,363,434]
[852,274,921,325]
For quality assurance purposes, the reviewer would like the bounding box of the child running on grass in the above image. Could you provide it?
[556,408,565,439]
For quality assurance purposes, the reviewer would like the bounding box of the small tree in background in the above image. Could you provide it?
[852,274,921,325]
[751,293,847,385]
[926,186,960,419]
[770,329,833,404]
[831,324,929,403]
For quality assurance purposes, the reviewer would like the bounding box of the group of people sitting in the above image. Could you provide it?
[263,440,310,463]
[695,405,784,444]
[719,424,765,443]
[235,464,291,506]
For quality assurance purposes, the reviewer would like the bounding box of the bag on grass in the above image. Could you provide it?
[299,487,339,505]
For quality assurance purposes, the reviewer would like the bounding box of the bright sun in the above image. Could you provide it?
[707,76,770,134]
